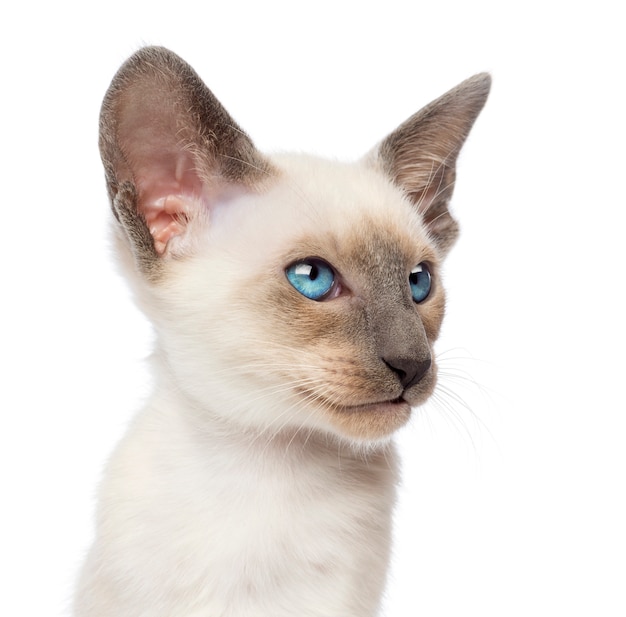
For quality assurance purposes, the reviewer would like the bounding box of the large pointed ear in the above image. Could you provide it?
[369,73,491,256]
[99,46,275,279]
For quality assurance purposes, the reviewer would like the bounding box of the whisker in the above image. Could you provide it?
[421,348,502,457]
[429,387,479,455]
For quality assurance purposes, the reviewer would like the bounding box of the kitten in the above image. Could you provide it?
[75,47,490,616]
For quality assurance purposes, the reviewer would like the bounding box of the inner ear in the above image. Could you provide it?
[143,194,193,256]
[99,46,275,267]
[406,164,459,250]
[368,73,491,256]
[103,55,218,257]
[132,148,206,255]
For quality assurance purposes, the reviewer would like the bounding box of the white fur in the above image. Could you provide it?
[77,379,397,617]
[75,155,428,617]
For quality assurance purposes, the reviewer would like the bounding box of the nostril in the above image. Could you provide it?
[384,361,407,383]
[383,355,431,389]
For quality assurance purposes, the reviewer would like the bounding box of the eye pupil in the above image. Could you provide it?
[409,262,432,303]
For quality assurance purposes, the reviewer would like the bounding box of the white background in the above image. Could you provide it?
[2,1,624,615]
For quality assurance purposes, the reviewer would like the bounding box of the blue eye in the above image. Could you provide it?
[286,258,336,301]
[409,263,432,303]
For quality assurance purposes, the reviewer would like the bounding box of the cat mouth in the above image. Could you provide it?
[324,396,412,441]
[296,386,414,438]
[339,396,410,415]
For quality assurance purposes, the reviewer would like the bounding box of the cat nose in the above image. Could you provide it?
[383,354,431,389]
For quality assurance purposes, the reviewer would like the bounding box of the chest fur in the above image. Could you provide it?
[84,404,397,616]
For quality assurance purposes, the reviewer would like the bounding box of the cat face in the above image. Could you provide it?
[100,47,490,444]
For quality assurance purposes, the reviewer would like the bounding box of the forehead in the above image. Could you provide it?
[268,153,437,271]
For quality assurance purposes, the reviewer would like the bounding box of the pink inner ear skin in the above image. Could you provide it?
[132,148,206,255]
[143,195,189,255]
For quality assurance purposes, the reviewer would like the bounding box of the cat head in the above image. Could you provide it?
[100,47,490,445]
